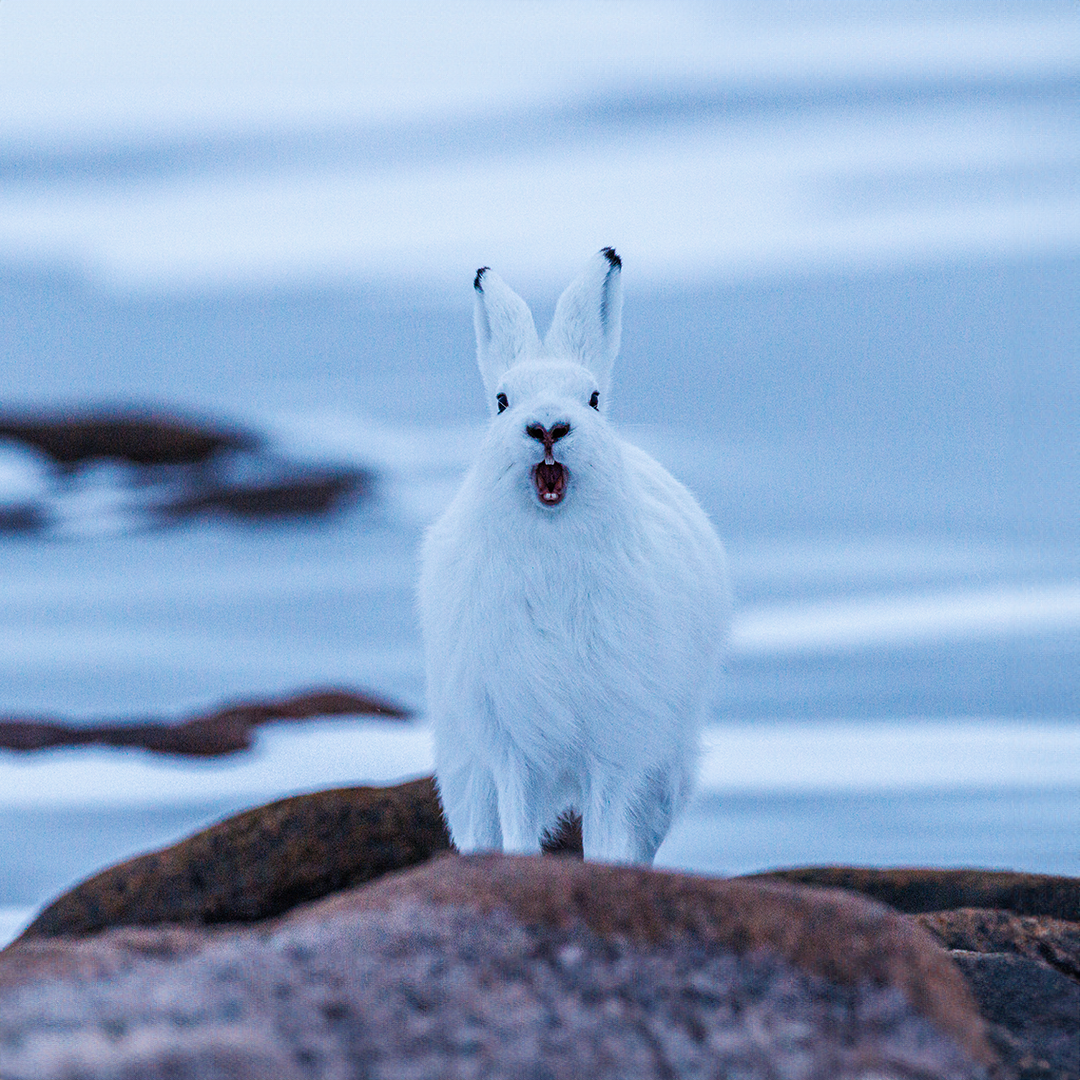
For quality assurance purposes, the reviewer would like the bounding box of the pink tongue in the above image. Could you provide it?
[534,461,566,504]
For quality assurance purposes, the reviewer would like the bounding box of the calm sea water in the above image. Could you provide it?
[0,1,1077,942]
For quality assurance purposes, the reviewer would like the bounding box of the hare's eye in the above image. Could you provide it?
[497,393,508,413]
[589,391,599,410]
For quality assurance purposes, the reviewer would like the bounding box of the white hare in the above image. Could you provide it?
[419,248,730,864]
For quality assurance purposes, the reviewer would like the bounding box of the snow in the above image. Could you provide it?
[732,582,1080,654]
[1,717,1076,810]
[0,0,1075,941]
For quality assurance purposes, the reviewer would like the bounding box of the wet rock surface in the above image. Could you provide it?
[0,408,369,535]
[0,857,993,1080]
[0,686,408,757]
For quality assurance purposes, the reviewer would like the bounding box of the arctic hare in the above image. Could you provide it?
[419,248,730,864]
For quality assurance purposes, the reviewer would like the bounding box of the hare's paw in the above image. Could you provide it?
[437,761,502,852]
[581,780,645,864]
[625,765,691,864]
[584,765,689,865]
[493,758,550,856]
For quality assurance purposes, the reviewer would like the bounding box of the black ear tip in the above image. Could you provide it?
[600,247,621,269]
[473,267,489,291]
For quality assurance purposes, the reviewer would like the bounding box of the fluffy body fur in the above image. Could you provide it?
[419,250,730,863]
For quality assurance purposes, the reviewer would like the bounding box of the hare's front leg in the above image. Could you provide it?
[436,758,502,853]
[625,765,688,865]
[584,767,684,864]
[582,779,641,864]
[494,755,545,855]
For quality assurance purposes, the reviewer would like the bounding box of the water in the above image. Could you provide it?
[0,0,1077,943]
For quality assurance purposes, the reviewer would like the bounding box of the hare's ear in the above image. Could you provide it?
[473,267,540,407]
[544,247,622,394]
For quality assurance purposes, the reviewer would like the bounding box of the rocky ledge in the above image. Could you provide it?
[2,779,1076,1080]
[0,408,369,535]
[0,686,409,757]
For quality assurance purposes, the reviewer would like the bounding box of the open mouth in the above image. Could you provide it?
[533,461,566,505]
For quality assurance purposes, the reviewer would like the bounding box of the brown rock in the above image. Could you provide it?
[0,408,373,525]
[747,866,1080,922]
[18,775,580,942]
[0,856,996,1080]
[0,685,409,757]
[916,908,1080,982]
[0,502,47,533]
[318,853,996,1067]
[744,868,1080,1078]
[0,409,257,468]
[210,686,410,724]
[0,924,232,992]
[951,952,1079,1080]
[0,712,255,755]
[161,466,365,519]
[19,778,451,939]
[915,909,1080,1080]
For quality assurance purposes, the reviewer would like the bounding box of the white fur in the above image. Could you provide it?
[419,250,730,864]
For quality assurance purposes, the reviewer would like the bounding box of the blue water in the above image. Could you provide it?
[0,1,1077,939]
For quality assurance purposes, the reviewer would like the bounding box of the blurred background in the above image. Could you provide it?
[0,1,1077,941]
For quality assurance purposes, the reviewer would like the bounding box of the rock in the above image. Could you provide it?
[0,408,373,531]
[319,854,995,1062]
[0,501,48,533]
[161,466,364,519]
[0,712,254,756]
[0,686,409,757]
[951,951,1079,1080]
[17,777,579,941]
[0,410,256,468]
[747,870,1080,1080]
[16,782,1077,1077]
[19,778,451,939]
[210,686,411,725]
[916,909,1080,1080]
[0,856,996,1080]
[747,866,1080,922]
[916,908,1080,981]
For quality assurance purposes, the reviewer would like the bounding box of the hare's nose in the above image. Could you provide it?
[525,422,570,464]
[525,423,570,445]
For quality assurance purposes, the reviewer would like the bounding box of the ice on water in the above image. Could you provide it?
[0,2,1077,943]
